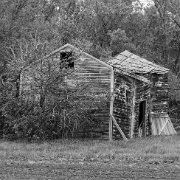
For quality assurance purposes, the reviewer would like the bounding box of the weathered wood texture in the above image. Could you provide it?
[133,80,151,137]
[112,72,153,139]
[130,81,136,138]
[151,73,169,114]
[132,73,170,137]
[108,50,169,74]
[21,46,112,140]
[151,113,176,135]
[111,115,128,141]
[113,73,134,139]
[20,44,175,140]
[74,108,110,140]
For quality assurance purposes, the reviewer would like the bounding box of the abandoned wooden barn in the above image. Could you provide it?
[108,51,176,139]
[20,44,176,140]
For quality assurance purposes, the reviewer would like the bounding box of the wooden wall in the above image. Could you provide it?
[113,73,134,139]
[112,73,152,139]
[132,73,169,137]
[151,73,169,114]
[133,80,151,137]
[21,46,112,140]
[20,45,170,140]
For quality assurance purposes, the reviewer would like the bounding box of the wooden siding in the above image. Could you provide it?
[21,46,112,140]
[151,73,169,114]
[113,73,134,139]
[112,74,152,139]
[133,80,151,137]
[20,43,173,140]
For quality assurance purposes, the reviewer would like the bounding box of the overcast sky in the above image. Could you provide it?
[139,0,153,6]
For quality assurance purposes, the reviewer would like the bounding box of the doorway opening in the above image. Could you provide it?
[138,100,146,137]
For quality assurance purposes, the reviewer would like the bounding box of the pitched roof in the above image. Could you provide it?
[54,44,150,83]
[22,44,150,83]
[46,44,113,69]
[22,43,112,71]
[108,50,169,74]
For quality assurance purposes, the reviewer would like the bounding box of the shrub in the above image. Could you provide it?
[0,96,105,141]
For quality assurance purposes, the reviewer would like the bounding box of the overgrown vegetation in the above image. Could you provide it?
[0,90,108,140]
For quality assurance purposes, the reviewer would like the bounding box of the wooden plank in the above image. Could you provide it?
[110,115,128,141]
[151,118,155,135]
[45,44,112,69]
[114,68,150,84]
[159,117,169,135]
[168,117,177,134]
[153,117,158,135]
[130,81,136,138]
[164,121,170,135]
[109,68,114,141]
[109,115,113,141]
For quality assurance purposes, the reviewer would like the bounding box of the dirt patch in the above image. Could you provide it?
[0,137,180,179]
[0,160,179,180]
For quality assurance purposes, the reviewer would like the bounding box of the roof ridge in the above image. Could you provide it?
[120,50,168,71]
[108,50,169,74]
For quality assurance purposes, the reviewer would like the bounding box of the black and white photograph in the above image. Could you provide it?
[0,0,179,179]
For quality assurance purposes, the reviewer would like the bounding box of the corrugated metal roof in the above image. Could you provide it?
[108,50,169,74]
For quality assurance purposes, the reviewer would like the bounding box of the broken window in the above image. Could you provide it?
[60,52,74,69]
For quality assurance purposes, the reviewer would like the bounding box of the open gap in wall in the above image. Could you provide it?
[138,100,146,137]
[60,52,74,69]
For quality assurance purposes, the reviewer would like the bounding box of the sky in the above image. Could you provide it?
[139,0,153,6]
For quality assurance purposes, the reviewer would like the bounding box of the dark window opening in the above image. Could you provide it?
[60,52,74,69]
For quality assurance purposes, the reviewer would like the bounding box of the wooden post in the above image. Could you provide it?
[149,75,153,135]
[109,67,114,141]
[109,114,113,141]
[142,101,147,137]
[130,81,136,138]
[110,115,128,141]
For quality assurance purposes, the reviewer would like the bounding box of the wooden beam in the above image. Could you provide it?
[142,101,147,137]
[109,115,113,141]
[159,118,169,135]
[114,68,150,84]
[109,68,114,141]
[149,74,153,135]
[110,114,128,141]
[130,81,136,138]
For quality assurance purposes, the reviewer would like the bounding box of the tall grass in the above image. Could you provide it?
[0,135,179,164]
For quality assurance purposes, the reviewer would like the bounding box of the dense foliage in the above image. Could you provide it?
[0,0,180,140]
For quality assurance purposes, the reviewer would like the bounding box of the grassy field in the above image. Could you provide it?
[1,135,180,163]
[0,135,180,179]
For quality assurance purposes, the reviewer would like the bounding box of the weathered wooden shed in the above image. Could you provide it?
[20,44,176,140]
[108,50,176,140]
